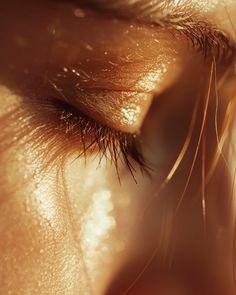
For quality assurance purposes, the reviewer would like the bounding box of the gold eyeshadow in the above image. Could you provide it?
[0,1,190,133]
[0,0,231,175]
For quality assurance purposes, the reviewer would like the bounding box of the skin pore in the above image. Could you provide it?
[0,1,236,294]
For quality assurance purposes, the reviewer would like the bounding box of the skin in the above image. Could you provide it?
[0,1,236,294]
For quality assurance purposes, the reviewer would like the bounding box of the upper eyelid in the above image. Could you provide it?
[0,1,234,134]
[0,2,189,133]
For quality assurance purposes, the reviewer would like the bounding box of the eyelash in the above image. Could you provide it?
[46,98,149,180]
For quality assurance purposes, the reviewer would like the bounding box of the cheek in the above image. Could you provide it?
[0,84,164,294]
[0,87,151,294]
[0,90,85,293]
[0,151,85,293]
[0,137,153,294]
[61,156,158,293]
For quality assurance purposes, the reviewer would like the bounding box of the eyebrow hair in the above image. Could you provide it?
[81,0,236,64]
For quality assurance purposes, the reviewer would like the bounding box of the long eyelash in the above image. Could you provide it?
[52,99,149,181]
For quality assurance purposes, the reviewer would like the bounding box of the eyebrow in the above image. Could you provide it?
[81,0,236,64]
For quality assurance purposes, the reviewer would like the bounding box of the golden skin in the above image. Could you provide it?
[0,1,236,295]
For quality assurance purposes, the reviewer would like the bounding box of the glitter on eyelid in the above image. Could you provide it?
[72,68,81,77]
[137,68,164,92]
[116,63,171,131]
[120,104,142,127]
[138,69,162,91]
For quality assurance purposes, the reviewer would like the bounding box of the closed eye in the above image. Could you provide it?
[35,97,149,180]
[0,0,235,181]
